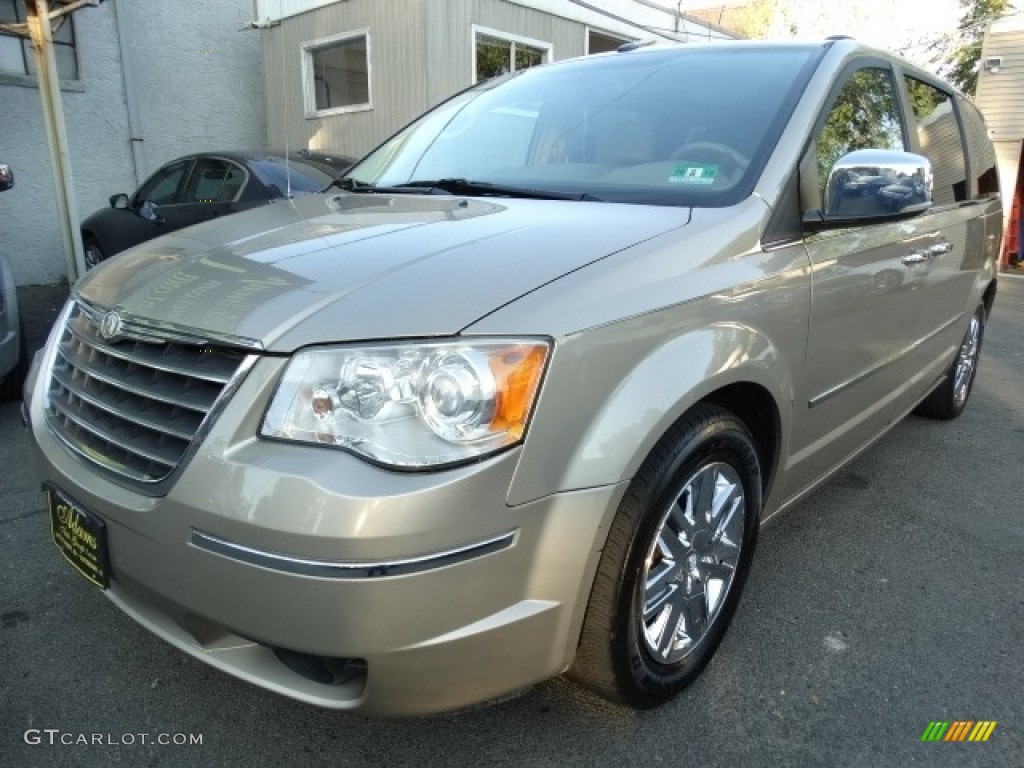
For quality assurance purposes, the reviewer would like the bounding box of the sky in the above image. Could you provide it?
[681,0,965,69]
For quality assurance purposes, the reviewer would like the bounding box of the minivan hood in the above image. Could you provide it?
[78,193,688,351]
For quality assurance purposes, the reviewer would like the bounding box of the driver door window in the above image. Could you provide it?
[135,161,190,206]
[814,68,905,206]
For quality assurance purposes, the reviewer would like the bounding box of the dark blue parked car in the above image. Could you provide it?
[80,150,356,267]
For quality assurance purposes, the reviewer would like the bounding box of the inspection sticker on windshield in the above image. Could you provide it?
[669,163,718,185]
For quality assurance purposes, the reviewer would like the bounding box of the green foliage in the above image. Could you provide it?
[906,78,942,119]
[942,0,1015,95]
[477,40,511,81]
[727,0,779,39]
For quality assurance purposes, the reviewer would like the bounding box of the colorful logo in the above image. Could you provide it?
[921,721,997,742]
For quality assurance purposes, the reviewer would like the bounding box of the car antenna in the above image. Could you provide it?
[279,0,292,199]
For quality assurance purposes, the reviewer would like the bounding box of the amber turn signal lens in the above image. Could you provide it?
[487,344,549,439]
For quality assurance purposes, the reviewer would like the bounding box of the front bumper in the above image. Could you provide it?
[26,355,625,715]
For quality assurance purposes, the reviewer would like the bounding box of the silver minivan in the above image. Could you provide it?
[25,39,1001,715]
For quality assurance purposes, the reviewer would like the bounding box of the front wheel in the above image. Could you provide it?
[915,305,985,420]
[570,403,762,707]
[83,237,105,269]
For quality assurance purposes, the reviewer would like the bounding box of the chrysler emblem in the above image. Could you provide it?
[99,310,124,340]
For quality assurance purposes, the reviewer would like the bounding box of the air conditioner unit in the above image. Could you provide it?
[984,56,1003,73]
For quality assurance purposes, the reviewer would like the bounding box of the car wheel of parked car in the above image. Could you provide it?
[83,237,104,269]
[0,315,28,401]
[915,305,985,421]
[571,403,761,707]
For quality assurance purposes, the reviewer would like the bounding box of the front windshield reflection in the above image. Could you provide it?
[346,46,821,207]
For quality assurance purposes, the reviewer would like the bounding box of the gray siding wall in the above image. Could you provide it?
[263,0,589,158]
[262,0,430,157]
[976,28,1024,140]
[424,0,585,105]
[976,23,1024,238]
[0,0,266,285]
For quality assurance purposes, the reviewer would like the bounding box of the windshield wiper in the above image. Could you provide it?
[402,178,603,201]
[322,176,420,195]
[325,176,602,201]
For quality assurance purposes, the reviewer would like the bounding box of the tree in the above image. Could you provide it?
[713,0,778,40]
[941,0,1015,95]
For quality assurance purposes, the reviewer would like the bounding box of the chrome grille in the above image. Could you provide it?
[44,301,249,485]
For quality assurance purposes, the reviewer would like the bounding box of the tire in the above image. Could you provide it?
[914,305,984,421]
[0,314,28,402]
[569,403,762,708]
[83,236,104,270]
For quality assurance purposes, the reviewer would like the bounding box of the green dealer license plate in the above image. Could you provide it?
[46,485,110,589]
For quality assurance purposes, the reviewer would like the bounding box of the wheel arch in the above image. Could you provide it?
[80,228,101,251]
[701,381,781,498]
[982,278,997,320]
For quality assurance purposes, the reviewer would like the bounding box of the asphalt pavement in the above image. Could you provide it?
[1,277,1022,768]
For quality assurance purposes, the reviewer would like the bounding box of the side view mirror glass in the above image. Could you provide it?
[0,164,13,192]
[810,149,933,228]
[110,193,129,209]
[138,199,163,223]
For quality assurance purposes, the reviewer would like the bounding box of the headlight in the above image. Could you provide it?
[260,339,550,468]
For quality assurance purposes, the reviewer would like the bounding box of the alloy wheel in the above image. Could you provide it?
[953,314,981,408]
[639,461,745,664]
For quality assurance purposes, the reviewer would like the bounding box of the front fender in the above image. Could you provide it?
[506,316,796,506]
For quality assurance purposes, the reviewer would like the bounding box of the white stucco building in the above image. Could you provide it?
[0,0,267,285]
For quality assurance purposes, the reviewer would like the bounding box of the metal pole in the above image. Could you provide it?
[27,0,86,282]
[111,0,145,185]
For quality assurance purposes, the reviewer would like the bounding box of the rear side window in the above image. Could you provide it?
[185,159,247,204]
[252,158,335,196]
[959,98,999,199]
[904,77,967,206]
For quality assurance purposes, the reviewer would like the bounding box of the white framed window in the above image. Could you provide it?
[471,25,551,84]
[301,28,371,118]
[586,27,631,55]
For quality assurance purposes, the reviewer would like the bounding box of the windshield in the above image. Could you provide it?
[346,45,822,207]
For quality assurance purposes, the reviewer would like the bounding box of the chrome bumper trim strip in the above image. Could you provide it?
[191,529,516,579]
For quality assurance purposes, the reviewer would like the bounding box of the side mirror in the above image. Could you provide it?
[138,199,164,223]
[0,164,13,192]
[110,193,129,209]
[805,149,933,230]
